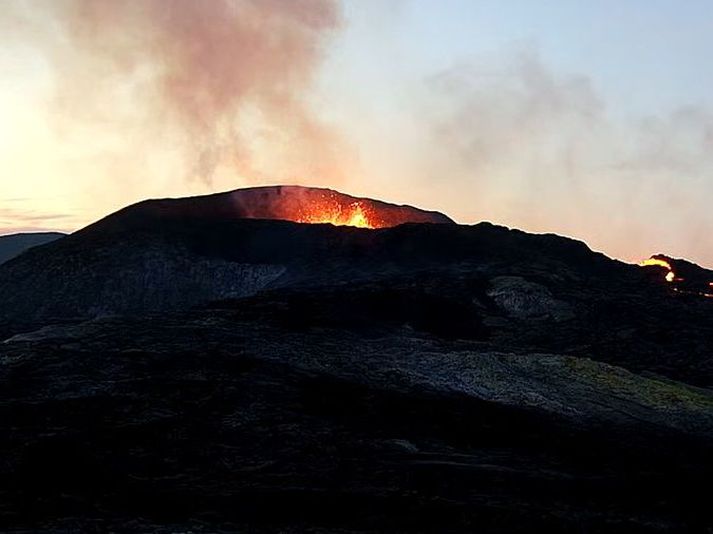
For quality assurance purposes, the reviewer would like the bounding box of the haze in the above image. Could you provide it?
[2,0,712,266]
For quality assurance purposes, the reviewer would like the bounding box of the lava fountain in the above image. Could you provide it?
[225,186,455,229]
[290,199,373,228]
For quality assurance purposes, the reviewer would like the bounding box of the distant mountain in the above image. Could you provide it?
[0,232,65,265]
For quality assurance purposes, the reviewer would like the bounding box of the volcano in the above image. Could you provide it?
[91,185,454,233]
[2,187,713,532]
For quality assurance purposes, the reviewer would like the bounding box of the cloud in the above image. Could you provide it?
[0,205,76,232]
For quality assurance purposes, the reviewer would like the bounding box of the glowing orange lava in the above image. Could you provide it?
[339,203,372,228]
[295,201,374,229]
[639,258,673,271]
[639,256,713,298]
[639,257,676,283]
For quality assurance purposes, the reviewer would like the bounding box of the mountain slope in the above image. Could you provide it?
[0,185,610,320]
[2,188,713,388]
[0,217,626,322]
[3,188,713,531]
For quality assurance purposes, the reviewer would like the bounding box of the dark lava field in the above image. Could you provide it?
[1,189,713,532]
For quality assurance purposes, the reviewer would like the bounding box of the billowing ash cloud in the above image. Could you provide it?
[8,0,348,184]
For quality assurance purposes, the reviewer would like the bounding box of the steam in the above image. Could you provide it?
[8,0,348,185]
[418,50,713,265]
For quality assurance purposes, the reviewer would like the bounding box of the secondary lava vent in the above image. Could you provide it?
[639,254,713,298]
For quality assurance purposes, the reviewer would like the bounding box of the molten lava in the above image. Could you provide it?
[294,201,374,229]
[223,186,455,229]
[639,255,713,298]
[639,258,673,271]
[639,257,676,283]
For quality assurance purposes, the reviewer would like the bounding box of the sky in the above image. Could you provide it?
[1,0,713,266]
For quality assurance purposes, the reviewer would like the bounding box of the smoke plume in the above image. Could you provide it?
[417,49,713,265]
[8,0,347,186]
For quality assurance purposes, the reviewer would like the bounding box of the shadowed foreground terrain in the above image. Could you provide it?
[1,190,713,532]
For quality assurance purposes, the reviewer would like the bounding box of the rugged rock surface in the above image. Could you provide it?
[1,239,284,319]
[2,310,713,532]
[486,276,575,321]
